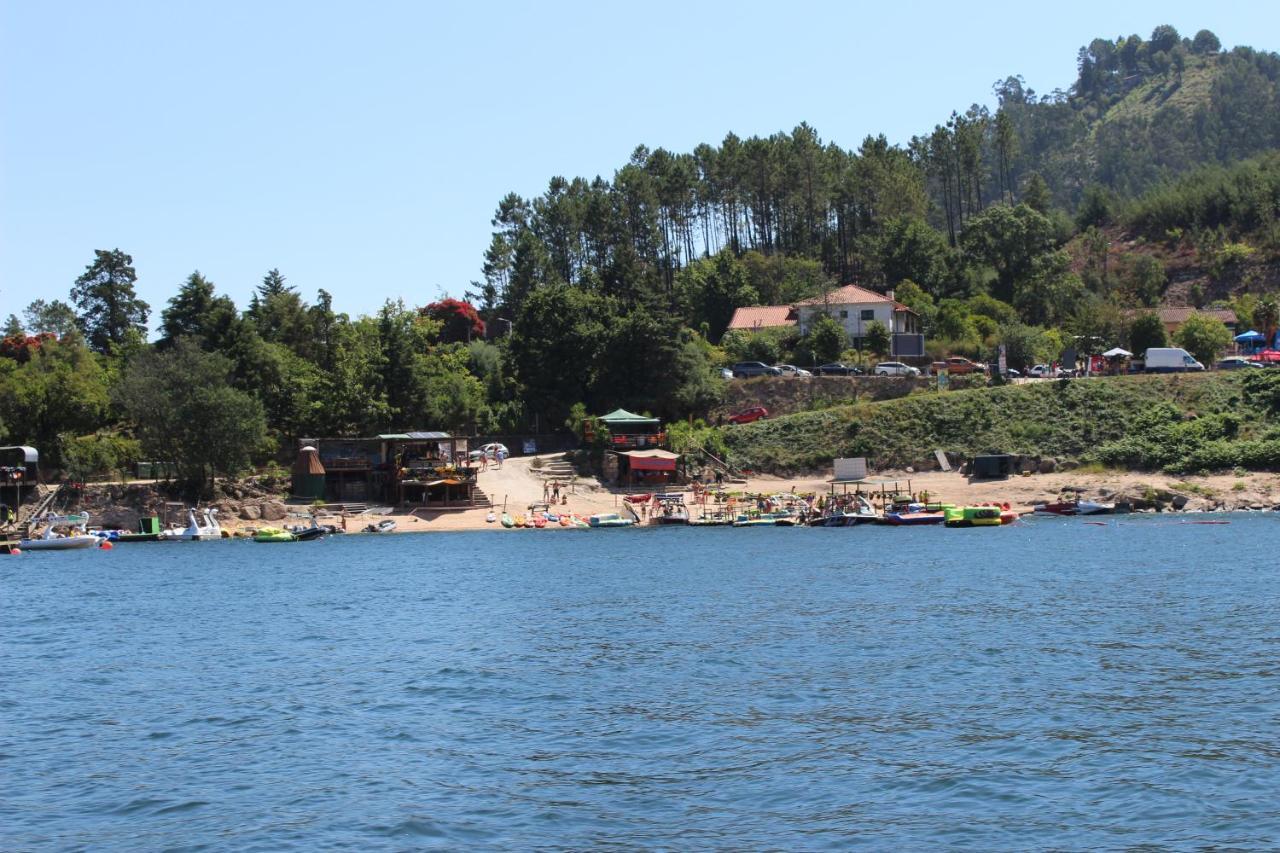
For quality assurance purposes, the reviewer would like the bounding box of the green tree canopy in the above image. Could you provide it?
[23,299,79,337]
[71,249,150,353]
[159,271,240,350]
[1173,314,1233,363]
[863,320,891,358]
[114,338,270,494]
[806,314,847,364]
[959,204,1057,304]
[1128,312,1169,354]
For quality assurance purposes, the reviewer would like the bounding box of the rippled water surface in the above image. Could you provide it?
[4,516,1280,849]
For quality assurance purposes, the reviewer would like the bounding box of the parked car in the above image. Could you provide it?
[1143,347,1204,373]
[730,361,783,378]
[1217,356,1264,370]
[930,356,987,375]
[1028,364,1056,378]
[773,363,813,378]
[469,442,509,461]
[874,361,920,377]
[726,406,769,425]
[813,362,864,376]
[1006,368,1022,378]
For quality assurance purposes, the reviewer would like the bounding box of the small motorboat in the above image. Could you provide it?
[588,512,634,528]
[363,519,397,534]
[821,496,880,526]
[732,512,793,527]
[652,494,690,525]
[20,514,101,551]
[286,517,329,541]
[882,510,947,526]
[1033,499,1114,516]
[253,526,296,543]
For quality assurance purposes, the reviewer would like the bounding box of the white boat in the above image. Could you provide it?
[588,512,634,528]
[20,513,101,551]
[159,508,223,541]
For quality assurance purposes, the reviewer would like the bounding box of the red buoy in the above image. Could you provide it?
[99,540,113,551]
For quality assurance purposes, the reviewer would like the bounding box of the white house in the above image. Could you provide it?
[793,284,924,357]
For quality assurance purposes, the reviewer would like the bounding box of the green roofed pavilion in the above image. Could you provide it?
[597,408,660,426]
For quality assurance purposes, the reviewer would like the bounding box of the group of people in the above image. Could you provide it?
[542,480,568,504]
[476,447,507,471]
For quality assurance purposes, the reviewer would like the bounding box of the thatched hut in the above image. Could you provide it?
[291,445,326,499]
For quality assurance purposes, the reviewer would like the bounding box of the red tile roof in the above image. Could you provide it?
[727,306,796,331]
[795,284,888,306]
[1155,307,1237,325]
[794,284,914,313]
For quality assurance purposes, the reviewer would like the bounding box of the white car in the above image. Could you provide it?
[1028,364,1057,378]
[469,442,509,461]
[773,364,813,378]
[874,361,920,376]
[720,368,734,380]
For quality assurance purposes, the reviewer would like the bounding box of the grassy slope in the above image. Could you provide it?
[1097,57,1220,130]
[724,373,1247,473]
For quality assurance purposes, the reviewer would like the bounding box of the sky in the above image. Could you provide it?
[0,1,1272,325]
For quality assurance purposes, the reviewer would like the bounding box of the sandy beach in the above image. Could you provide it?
[214,454,1280,536]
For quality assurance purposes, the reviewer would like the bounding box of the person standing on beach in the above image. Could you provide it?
[496,448,505,468]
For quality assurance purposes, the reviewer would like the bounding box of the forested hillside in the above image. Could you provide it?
[3,24,1279,491]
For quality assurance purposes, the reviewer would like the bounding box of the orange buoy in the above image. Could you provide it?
[99,540,113,550]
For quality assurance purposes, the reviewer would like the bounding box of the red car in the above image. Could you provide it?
[726,406,769,425]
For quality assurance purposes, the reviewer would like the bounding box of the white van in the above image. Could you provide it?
[1143,347,1205,373]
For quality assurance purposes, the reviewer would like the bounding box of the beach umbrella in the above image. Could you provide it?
[1101,347,1132,358]
[1234,330,1265,342]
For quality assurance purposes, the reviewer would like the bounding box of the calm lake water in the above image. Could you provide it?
[3,516,1279,849]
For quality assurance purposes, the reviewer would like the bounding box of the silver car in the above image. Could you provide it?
[874,361,920,376]
[773,363,813,378]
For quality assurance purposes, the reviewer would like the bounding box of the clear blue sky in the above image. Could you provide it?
[0,1,1270,324]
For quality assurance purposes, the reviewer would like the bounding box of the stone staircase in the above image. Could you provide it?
[11,484,61,540]
[533,459,578,480]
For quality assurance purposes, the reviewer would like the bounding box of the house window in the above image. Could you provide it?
[839,310,848,319]
[860,309,875,321]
